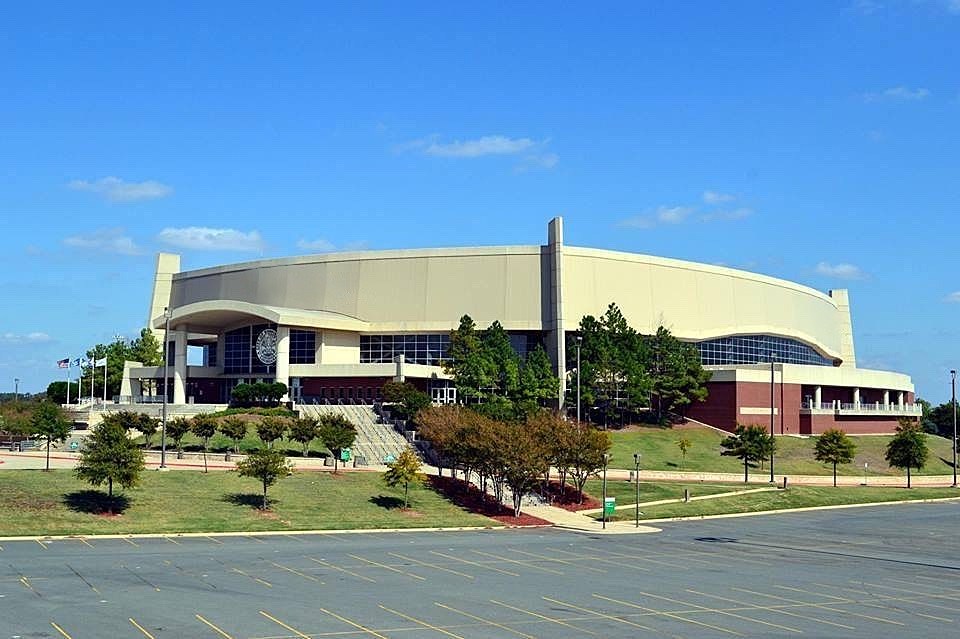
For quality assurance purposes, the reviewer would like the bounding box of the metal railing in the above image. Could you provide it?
[801,400,921,414]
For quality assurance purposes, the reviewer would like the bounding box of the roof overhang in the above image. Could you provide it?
[152,300,370,334]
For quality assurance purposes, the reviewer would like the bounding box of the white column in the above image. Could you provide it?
[853,387,860,408]
[173,328,187,404]
[898,391,905,408]
[883,390,890,408]
[394,353,405,382]
[275,326,290,401]
[814,386,822,408]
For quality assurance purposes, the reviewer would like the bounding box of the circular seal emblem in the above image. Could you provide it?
[255,328,278,365]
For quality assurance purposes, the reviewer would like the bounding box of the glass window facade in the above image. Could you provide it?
[290,329,316,364]
[696,335,835,367]
[223,324,276,374]
[360,334,450,365]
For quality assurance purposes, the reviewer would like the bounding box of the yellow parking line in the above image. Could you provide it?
[695,588,855,630]
[590,546,688,570]
[549,548,650,572]
[817,582,956,621]
[429,550,519,577]
[637,589,801,634]
[20,575,38,595]
[270,561,323,583]
[122,537,139,548]
[205,536,224,545]
[388,552,474,579]
[775,584,904,626]
[593,593,744,637]
[36,540,47,550]
[129,617,157,639]
[195,614,235,639]
[348,554,425,581]
[542,596,656,632]
[308,557,377,583]
[381,604,463,638]
[320,607,390,639]
[508,548,607,573]
[164,536,181,545]
[50,622,74,639]
[491,599,597,635]
[470,549,564,575]
[246,535,267,544]
[231,567,271,588]
[434,602,537,639]
[729,587,855,630]
[259,610,311,639]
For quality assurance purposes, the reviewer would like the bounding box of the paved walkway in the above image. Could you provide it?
[523,504,662,534]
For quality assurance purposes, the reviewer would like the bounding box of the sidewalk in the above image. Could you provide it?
[524,504,661,535]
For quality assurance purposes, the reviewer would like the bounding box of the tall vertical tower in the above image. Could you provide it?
[546,217,566,407]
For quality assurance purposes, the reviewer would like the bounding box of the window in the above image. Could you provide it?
[696,335,834,367]
[290,329,316,364]
[360,334,451,365]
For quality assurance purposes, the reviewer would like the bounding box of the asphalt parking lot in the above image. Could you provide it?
[2,501,959,638]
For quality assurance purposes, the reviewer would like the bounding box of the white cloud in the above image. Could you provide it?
[703,191,735,204]
[158,227,265,252]
[68,176,173,202]
[420,135,537,158]
[619,206,694,229]
[864,86,931,102]
[514,153,560,173]
[701,207,754,222]
[815,261,867,280]
[1,332,52,344]
[64,228,142,255]
[944,292,960,303]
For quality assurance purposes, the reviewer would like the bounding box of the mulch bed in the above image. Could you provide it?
[542,480,600,511]
[427,475,552,527]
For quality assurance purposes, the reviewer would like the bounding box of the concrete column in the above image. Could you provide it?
[394,353,405,382]
[853,387,860,408]
[173,328,187,404]
[898,391,905,408]
[275,326,290,401]
[814,386,822,408]
[883,390,890,408]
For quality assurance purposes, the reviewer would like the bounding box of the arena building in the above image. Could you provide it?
[121,218,919,435]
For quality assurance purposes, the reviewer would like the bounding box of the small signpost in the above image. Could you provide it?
[340,448,351,462]
[603,497,616,519]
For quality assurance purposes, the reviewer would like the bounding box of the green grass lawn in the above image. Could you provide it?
[608,426,956,476]
[583,479,743,506]
[593,485,960,521]
[0,470,493,537]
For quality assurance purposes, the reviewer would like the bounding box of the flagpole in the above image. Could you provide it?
[90,359,94,405]
[103,356,108,403]
[66,363,71,406]
[77,365,82,404]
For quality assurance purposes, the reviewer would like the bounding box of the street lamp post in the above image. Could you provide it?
[863,462,868,486]
[160,307,170,470]
[601,452,610,530]
[952,370,957,488]
[769,353,775,483]
[633,452,641,528]
[576,336,582,423]
[14,377,19,402]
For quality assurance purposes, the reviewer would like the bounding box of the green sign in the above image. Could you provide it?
[603,497,616,516]
[384,454,395,463]
[340,447,351,462]
[69,441,79,451]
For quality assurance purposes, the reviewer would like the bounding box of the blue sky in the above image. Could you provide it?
[1,2,957,401]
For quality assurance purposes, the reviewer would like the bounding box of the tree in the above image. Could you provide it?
[563,424,613,503]
[46,381,80,405]
[166,417,192,459]
[444,315,494,404]
[500,422,550,517]
[517,345,560,412]
[647,326,711,421]
[191,414,218,473]
[319,414,357,472]
[31,402,71,471]
[382,381,431,421]
[236,448,293,510]
[219,417,248,456]
[676,437,692,470]
[720,424,776,483]
[885,419,929,488]
[383,448,422,508]
[133,414,160,449]
[288,417,320,457]
[256,417,287,449]
[814,429,857,487]
[75,417,145,499]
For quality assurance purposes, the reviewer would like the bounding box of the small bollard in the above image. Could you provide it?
[683,488,690,503]
[782,476,789,490]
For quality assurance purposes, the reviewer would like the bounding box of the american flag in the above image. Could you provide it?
[57,358,69,368]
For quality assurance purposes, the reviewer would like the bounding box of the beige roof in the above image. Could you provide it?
[152,300,369,334]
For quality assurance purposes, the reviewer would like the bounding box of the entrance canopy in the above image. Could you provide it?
[152,300,370,334]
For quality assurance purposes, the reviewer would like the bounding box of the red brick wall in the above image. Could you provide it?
[687,382,738,431]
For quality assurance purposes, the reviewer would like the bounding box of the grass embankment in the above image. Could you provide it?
[0,470,492,537]
[583,479,739,506]
[592,485,960,521]
[608,426,956,476]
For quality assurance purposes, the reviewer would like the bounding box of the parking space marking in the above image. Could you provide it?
[470,549,564,575]
[434,602,537,639]
[821,582,957,621]
[308,556,377,583]
[348,553,425,581]
[693,588,855,630]
[163,535,181,544]
[259,610,312,639]
[729,587,855,630]
[196,614,235,639]
[592,593,744,637]
[320,606,390,639]
[230,566,272,588]
[130,617,158,639]
[204,535,224,545]
[863,579,960,600]
[774,584,905,626]
[508,548,607,573]
[491,598,598,635]
[429,550,520,577]
[637,589,801,634]
[77,537,95,549]
[36,540,47,550]
[122,537,139,547]
[542,596,657,632]
[246,535,267,544]
[590,546,688,570]
[122,564,161,591]
[163,560,218,590]
[50,621,74,639]
[66,563,100,595]
[381,603,464,638]
[269,561,323,583]
[388,552,474,579]
[547,548,650,572]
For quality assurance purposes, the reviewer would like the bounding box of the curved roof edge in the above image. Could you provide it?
[153,300,370,332]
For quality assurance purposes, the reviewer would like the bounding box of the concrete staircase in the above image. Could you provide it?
[299,404,409,465]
